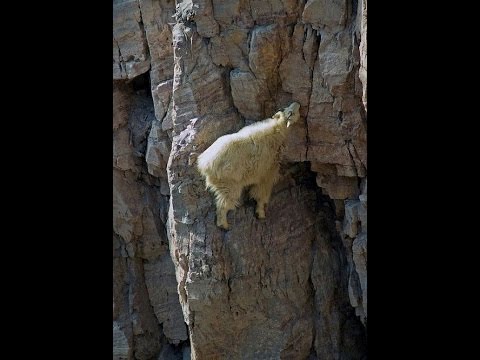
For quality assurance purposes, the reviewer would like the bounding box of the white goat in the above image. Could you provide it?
[197,102,301,229]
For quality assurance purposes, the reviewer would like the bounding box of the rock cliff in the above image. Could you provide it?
[113,0,367,359]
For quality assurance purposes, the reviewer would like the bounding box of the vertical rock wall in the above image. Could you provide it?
[113,0,367,359]
[113,76,189,359]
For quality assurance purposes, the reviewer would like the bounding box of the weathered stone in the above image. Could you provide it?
[336,164,358,177]
[357,0,367,111]
[113,127,136,172]
[114,222,167,360]
[113,321,131,360]
[137,207,169,260]
[353,232,367,320]
[172,0,197,23]
[360,178,367,204]
[333,198,345,218]
[167,13,366,357]
[279,24,313,109]
[347,140,367,177]
[249,0,297,24]
[113,169,143,246]
[128,94,156,158]
[342,175,367,326]
[343,200,360,238]
[302,0,347,30]
[162,101,174,133]
[309,142,353,167]
[113,0,150,80]
[146,120,171,178]
[113,75,187,359]
[152,80,174,123]
[170,178,341,358]
[312,215,366,358]
[249,24,281,82]
[230,69,269,120]
[137,0,175,130]
[348,266,365,325]
[138,0,175,83]
[302,24,320,70]
[307,105,344,145]
[113,241,134,360]
[157,342,189,360]
[113,82,131,131]
[310,162,336,174]
[129,258,163,359]
[281,121,308,162]
[306,30,366,174]
[358,204,367,233]
[316,174,359,200]
[192,0,220,38]
[212,0,253,27]
[352,134,367,170]
[209,29,249,70]
[145,253,188,343]
[317,31,352,96]
[114,0,368,356]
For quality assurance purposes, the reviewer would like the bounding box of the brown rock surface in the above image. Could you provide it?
[113,79,188,360]
[113,0,367,358]
[113,0,150,80]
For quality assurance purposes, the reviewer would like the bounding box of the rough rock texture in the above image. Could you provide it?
[356,0,367,111]
[113,0,150,80]
[341,178,367,325]
[114,0,367,359]
[113,78,189,360]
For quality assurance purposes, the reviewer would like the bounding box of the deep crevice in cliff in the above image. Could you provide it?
[294,161,367,358]
[114,73,191,360]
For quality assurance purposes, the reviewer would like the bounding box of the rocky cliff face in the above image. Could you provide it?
[113,0,367,359]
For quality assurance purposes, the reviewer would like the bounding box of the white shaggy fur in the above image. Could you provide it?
[197,102,301,229]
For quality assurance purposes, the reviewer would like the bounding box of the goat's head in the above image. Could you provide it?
[273,102,301,127]
[284,102,301,127]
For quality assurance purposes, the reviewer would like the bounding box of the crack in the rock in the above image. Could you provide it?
[227,276,233,313]
[186,45,200,77]
[298,0,307,17]
[305,110,310,161]
[141,258,168,341]
[245,25,259,81]
[349,140,367,174]
[351,0,359,23]
[248,0,253,24]
[301,26,308,63]
[136,0,151,70]
[114,37,125,77]
[307,207,322,358]
[345,139,359,177]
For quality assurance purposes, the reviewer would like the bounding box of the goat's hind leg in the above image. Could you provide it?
[215,197,231,230]
[214,185,242,230]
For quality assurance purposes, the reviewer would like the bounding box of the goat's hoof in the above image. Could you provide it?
[255,212,266,220]
[217,222,230,230]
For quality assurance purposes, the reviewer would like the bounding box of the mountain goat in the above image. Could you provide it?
[197,102,301,229]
